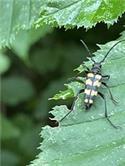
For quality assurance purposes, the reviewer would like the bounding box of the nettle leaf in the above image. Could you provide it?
[30,33,125,166]
[0,0,44,48]
[36,0,125,28]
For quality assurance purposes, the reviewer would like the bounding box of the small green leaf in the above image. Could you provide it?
[1,76,35,105]
[30,33,125,166]
[49,87,74,100]
[0,53,11,74]
[49,81,84,100]
[1,114,20,140]
[11,26,52,61]
[36,0,125,28]
[1,150,20,166]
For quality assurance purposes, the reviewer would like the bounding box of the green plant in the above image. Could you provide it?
[1,1,125,166]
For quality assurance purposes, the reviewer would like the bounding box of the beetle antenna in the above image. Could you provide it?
[100,39,125,63]
[80,40,95,63]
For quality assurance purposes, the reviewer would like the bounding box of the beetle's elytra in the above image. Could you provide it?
[84,72,102,109]
[59,39,125,128]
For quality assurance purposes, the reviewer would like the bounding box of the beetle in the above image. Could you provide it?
[59,39,125,128]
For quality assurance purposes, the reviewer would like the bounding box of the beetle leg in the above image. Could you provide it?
[98,92,119,129]
[102,82,118,105]
[102,75,110,80]
[59,89,84,122]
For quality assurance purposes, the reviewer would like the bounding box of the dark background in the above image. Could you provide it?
[1,14,125,166]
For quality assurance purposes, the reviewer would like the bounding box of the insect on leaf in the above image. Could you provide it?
[30,32,125,166]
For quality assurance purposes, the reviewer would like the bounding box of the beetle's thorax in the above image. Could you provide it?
[91,62,102,74]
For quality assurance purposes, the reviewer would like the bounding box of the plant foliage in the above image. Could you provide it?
[36,0,125,28]
[0,0,125,47]
[1,1,125,166]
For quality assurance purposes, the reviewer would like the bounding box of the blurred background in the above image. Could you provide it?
[1,14,125,166]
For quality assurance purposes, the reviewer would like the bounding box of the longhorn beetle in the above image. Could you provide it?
[59,39,125,128]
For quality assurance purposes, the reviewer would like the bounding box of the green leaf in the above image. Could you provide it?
[1,114,20,140]
[11,26,52,61]
[49,87,74,100]
[36,0,125,28]
[30,43,84,74]
[0,0,44,48]
[1,76,35,105]
[19,126,41,157]
[1,150,20,166]
[0,53,11,74]
[30,33,125,166]
[49,81,83,100]
[30,48,62,74]
[31,111,125,166]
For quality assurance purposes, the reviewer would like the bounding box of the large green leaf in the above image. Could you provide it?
[0,0,44,48]
[36,0,125,28]
[30,33,125,166]
[11,26,52,61]
[1,76,35,105]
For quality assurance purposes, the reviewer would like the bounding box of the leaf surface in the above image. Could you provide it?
[0,0,44,47]
[36,0,125,28]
